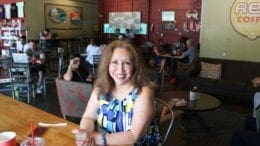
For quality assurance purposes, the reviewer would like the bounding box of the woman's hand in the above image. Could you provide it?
[72,129,96,146]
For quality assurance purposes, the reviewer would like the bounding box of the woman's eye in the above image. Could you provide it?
[111,60,118,65]
[123,61,132,66]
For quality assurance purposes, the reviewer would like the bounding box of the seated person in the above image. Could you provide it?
[253,77,260,118]
[16,36,27,53]
[25,40,46,94]
[231,105,260,146]
[231,77,260,146]
[72,40,162,145]
[125,29,135,39]
[39,28,52,48]
[85,38,102,81]
[178,38,196,64]
[149,41,169,73]
[63,53,89,82]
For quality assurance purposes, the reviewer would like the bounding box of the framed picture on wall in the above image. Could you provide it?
[162,11,175,21]
[45,3,82,29]
[109,11,141,29]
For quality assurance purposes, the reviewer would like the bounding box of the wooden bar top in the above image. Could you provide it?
[0,94,79,145]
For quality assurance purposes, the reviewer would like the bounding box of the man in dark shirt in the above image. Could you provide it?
[25,40,46,94]
[63,53,89,82]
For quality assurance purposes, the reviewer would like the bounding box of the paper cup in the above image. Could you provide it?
[189,91,199,100]
[0,131,16,146]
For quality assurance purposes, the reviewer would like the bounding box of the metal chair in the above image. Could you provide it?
[155,98,174,144]
[0,57,12,94]
[55,78,92,119]
[92,54,101,74]
[9,64,35,103]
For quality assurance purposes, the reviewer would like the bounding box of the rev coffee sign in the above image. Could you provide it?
[230,0,260,39]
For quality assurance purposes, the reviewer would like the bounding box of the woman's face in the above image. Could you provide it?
[109,47,134,86]
[71,57,81,70]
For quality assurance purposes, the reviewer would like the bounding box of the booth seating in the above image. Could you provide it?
[187,57,260,107]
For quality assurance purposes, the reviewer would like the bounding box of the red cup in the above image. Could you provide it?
[0,131,16,146]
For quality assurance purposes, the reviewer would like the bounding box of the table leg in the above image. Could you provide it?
[180,111,211,139]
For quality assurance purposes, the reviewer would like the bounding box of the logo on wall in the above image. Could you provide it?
[230,0,260,39]
[70,12,81,24]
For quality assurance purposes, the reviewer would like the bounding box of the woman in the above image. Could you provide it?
[73,40,162,145]
[149,41,167,73]
[63,53,89,82]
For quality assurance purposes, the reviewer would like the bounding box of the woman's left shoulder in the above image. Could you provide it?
[138,86,154,99]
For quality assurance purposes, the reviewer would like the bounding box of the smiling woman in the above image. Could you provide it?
[72,40,162,146]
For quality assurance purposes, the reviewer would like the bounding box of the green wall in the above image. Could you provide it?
[25,0,98,40]
[200,0,260,62]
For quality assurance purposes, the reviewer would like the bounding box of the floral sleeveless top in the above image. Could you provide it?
[97,89,162,145]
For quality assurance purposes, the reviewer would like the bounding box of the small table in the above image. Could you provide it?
[159,90,222,136]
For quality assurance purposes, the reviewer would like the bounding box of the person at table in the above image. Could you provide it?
[231,77,260,146]
[25,40,46,94]
[85,38,102,81]
[178,38,196,64]
[16,35,27,53]
[72,40,162,145]
[63,53,89,82]
[149,40,168,73]
[40,28,51,40]
[125,28,135,39]
[39,28,52,48]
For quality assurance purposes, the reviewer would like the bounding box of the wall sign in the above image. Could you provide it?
[230,0,260,39]
[45,3,82,30]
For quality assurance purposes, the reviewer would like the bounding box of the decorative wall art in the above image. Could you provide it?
[109,11,141,29]
[162,11,175,21]
[45,4,82,29]
[104,23,147,35]
[183,9,200,32]
[161,11,176,30]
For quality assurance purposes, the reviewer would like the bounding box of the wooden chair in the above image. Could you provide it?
[55,78,92,119]
[155,98,174,144]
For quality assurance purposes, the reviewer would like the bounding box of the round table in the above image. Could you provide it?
[159,90,222,112]
[159,90,222,138]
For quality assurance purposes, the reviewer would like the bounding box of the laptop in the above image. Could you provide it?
[12,53,30,64]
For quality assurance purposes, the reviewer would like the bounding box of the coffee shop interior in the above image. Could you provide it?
[0,0,260,145]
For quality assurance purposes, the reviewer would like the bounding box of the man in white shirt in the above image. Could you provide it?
[85,38,102,69]
[84,38,102,82]
[16,36,27,53]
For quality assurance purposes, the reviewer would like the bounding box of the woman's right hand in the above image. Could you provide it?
[72,129,96,146]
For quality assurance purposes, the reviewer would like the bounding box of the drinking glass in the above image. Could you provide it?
[20,137,44,146]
